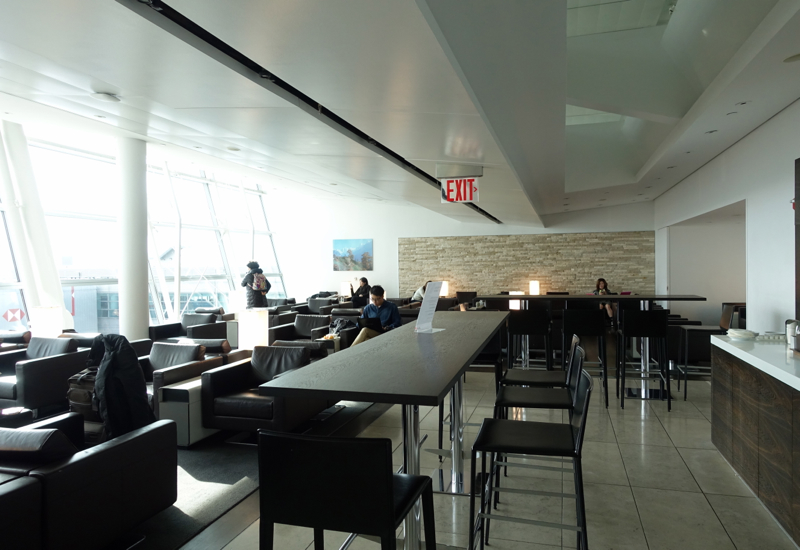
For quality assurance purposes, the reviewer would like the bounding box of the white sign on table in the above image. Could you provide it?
[415,281,445,333]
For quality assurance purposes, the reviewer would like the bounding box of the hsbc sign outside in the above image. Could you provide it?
[440,177,479,203]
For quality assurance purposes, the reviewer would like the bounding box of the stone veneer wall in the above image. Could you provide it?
[398,232,655,296]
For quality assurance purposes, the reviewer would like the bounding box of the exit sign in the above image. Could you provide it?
[440,177,479,203]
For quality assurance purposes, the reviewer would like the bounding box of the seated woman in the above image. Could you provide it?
[349,277,371,308]
[593,278,616,327]
[410,281,431,303]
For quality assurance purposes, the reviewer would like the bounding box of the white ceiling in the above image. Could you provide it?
[0,0,798,226]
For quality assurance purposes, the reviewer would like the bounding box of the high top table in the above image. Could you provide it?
[259,310,509,550]
[476,294,706,395]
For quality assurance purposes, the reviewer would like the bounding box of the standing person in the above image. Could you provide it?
[411,281,431,303]
[242,261,269,308]
[351,285,402,346]
[593,278,615,327]
[349,277,371,308]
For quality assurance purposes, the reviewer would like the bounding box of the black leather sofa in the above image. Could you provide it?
[329,308,362,349]
[201,346,330,432]
[0,337,90,412]
[138,342,224,417]
[149,312,228,345]
[0,412,177,550]
[293,297,352,315]
[267,315,331,359]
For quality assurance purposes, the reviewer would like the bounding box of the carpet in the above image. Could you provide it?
[135,433,259,550]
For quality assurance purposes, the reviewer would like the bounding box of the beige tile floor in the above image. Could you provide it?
[214,372,798,550]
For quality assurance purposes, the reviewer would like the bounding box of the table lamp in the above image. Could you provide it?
[340,281,352,300]
[439,281,449,297]
[529,280,540,295]
[238,308,271,350]
[30,306,63,338]
[509,291,523,311]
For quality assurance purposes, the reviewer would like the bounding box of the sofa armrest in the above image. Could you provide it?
[0,349,27,374]
[310,326,329,340]
[151,357,224,416]
[187,322,227,339]
[224,349,252,364]
[30,420,177,550]
[291,304,310,314]
[201,359,253,399]
[148,322,182,342]
[22,412,85,449]
[338,326,360,349]
[16,350,90,410]
[268,323,297,345]
[129,338,153,357]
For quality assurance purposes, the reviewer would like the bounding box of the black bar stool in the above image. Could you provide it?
[494,345,584,421]
[258,430,437,550]
[676,324,725,400]
[469,369,593,550]
[495,334,579,393]
[507,308,552,370]
[563,308,609,407]
[617,309,670,410]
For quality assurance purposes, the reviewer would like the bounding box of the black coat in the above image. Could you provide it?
[242,268,268,308]
[93,334,156,439]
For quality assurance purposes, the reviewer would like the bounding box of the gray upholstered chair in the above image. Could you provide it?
[0,337,89,413]
[137,342,223,418]
[201,346,329,432]
[329,308,362,349]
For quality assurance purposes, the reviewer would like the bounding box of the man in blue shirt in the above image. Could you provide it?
[351,285,402,346]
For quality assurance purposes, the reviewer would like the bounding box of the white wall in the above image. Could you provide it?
[265,193,654,301]
[667,223,746,325]
[655,99,800,332]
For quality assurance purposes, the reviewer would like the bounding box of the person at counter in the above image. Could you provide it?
[351,285,402,346]
[349,277,371,308]
[593,278,616,327]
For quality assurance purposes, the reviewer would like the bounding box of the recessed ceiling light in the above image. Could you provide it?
[193,146,202,149]
[90,92,120,102]
[227,146,240,152]
[705,130,718,134]
[727,112,738,116]
[667,166,676,169]
[783,54,800,63]
[94,115,105,119]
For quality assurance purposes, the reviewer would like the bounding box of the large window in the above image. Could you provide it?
[0,139,288,332]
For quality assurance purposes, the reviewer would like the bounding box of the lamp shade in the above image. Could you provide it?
[529,281,540,295]
[439,281,449,297]
[30,306,63,338]
[340,282,352,298]
[238,308,271,350]
[509,291,523,311]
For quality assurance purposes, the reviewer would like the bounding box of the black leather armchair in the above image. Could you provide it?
[149,312,227,342]
[138,342,224,417]
[330,308,362,349]
[201,346,329,432]
[293,297,350,315]
[0,412,177,550]
[0,330,32,352]
[0,337,89,412]
[268,314,331,358]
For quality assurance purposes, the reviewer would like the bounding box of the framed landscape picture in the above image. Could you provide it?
[333,239,373,271]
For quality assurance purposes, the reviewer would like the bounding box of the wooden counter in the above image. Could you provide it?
[711,336,799,540]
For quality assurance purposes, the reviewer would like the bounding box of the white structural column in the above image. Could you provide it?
[118,138,149,340]
[0,121,73,330]
[0,126,39,307]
